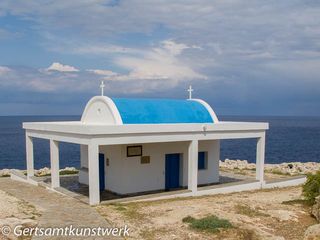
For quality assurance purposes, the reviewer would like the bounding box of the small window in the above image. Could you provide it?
[198,152,208,170]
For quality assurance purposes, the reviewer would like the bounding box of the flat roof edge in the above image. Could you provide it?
[23,121,268,135]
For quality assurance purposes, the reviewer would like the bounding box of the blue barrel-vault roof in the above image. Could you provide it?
[112,98,214,124]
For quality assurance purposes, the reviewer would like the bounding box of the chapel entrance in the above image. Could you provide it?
[165,153,181,190]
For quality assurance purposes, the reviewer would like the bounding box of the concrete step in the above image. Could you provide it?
[11,169,27,179]
[38,181,51,189]
[54,187,89,204]
[10,170,38,186]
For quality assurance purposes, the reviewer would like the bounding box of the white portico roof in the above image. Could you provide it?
[23,121,268,135]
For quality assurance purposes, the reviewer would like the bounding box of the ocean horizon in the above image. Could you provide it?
[0,115,319,170]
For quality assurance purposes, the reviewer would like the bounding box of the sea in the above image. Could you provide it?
[0,115,319,170]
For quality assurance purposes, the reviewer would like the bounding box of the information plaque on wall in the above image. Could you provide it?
[127,145,142,157]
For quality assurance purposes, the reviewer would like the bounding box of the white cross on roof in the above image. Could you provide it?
[188,85,194,99]
[100,80,105,96]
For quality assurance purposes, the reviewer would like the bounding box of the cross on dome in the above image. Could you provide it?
[188,85,194,99]
[100,80,105,96]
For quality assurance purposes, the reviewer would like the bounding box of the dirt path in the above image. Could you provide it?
[0,178,117,239]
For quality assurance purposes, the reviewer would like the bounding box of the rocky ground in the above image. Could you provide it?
[96,186,319,240]
[0,190,40,240]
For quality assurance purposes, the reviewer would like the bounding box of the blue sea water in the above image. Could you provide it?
[0,115,319,169]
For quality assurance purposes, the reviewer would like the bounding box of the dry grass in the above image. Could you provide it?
[110,202,147,222]
[235,204,270,217]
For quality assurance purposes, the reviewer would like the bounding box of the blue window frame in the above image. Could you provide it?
[198,152,207,170]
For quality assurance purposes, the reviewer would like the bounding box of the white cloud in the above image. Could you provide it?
[161,40,189,56]
[1,1,320,99]
[87,69,118,77]
[2,1,319,82]
[113,40,207,83]
[0,1,319,115]
[0,40,206,95]
[0,65,93,92]
[0,41,206,94]
[46,62,79,72]
[0,66,11,75]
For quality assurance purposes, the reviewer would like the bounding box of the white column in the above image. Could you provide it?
[212,140,220,183]
[88,143,100,205]
[256,133,266,183]
[26,134,34,179]
[50,140,60,188]
[80,145,88,168]
[188,140,198,194]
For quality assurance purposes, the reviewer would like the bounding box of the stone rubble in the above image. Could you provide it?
[220,159,320,175]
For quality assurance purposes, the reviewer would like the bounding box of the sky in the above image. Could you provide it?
[0,0,319,116]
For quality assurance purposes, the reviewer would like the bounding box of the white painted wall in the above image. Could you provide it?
[81,96,123,125]
[198,140,220,185]
[93,140,220,195]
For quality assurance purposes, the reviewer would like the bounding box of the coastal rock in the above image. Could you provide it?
[0,169,11,177]
[60,167,78,173]
[304,224,320,240]
[312,196,320,222]
[33,167,78,176]
[0,167,79,177]
[220,159,320,176]
[35,167,51,176]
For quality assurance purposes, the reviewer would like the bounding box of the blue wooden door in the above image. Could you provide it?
[99,153,105,191]
[165,153,180,189]
[198,152,206,170]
